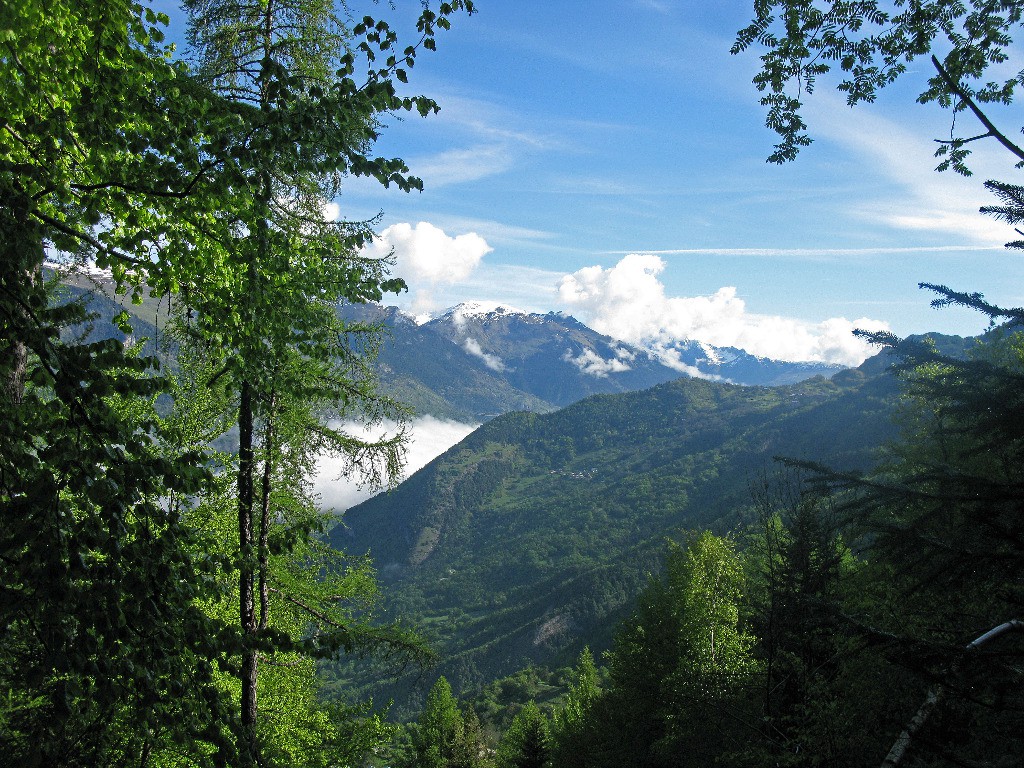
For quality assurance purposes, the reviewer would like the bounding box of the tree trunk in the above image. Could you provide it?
[238,378,259,763]
[258,389,276,631]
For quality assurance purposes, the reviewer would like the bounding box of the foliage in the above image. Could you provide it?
[154,343,420,766]
[407,677,487,768]
[558,533,756,768]
[0,1,234,759]
[495,701,549,768]
[0,288,232,765]
[2,0,475,762]
[733,0,1024,168]
[795,318,1024,765]
[547,650,599,768]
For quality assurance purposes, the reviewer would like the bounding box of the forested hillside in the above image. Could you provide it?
[327,348,912,712]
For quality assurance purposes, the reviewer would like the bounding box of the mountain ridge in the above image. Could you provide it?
[344,301,844,422]
[325,345,926,714]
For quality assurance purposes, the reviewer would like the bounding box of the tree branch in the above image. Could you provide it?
[931,56,1024,164]
[881,619,1024,768]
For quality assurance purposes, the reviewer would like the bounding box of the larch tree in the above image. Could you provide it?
[177,0,475,762]
[2,0,474,762]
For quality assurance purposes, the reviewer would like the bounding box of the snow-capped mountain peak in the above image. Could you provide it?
[440,301,530,324]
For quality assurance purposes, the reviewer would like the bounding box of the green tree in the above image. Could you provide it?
[175,0,474,761]
[811,325,1024,766]
[412,677,467,768]
[495,701,549,768]
[736,5,1024,762]
[578,533,757,768]
[743,473,900,767]
[2,0,474,762]
[0,2,237,762]
[548,648,600,768]
[155,342,419,767]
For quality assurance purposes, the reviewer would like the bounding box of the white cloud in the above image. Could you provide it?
[558,254,889,366]
[322,201,340,221]
[651,346,718,379]
[464,337,508,372]
[563,348,632,378]
[312,416,478,513]
[362,221,492,313]
[409,145,515,187]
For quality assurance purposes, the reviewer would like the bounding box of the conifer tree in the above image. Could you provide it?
[177,1,473,761]
[496,701,549,768]
[548,649,600,768]
[412,677,467,768]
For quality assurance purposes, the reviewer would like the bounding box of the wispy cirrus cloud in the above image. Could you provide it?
[605,244,1005,259]
[407,145,516,188]
[806,92,1012,244]
[400,92,564,188]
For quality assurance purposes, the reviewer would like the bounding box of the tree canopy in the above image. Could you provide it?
[1,0,475,763]
[733,0,1024,170]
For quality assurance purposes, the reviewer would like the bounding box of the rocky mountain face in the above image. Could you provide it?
[55,274,845,422]
[342,301,843,422]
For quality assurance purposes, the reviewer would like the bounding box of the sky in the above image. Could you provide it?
[331,1,1024,367]
[148,1,1024,510]
[156,0,1024,368]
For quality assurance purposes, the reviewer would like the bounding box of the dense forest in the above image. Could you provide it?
[325,356,905,714]
[3,1,1024,767]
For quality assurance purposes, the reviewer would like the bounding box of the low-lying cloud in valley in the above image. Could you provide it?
[558,254,889,367]
[312,416,478,513]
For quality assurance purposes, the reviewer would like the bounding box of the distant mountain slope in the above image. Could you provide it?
[340,302,843,421]
[53,271,167,359]
[327,354,907,711]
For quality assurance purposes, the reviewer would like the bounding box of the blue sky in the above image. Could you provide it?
[158,1,1024,365]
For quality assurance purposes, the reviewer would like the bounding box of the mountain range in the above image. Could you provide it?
[340,301,843,422]
[57,270,843,424]
[54,268,973,717]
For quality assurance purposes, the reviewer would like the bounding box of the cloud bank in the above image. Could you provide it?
[558,254,889,366]
[312,416,478,513]
[362,222,492,313]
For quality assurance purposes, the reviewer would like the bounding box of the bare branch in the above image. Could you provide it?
[881,619,1024,768]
